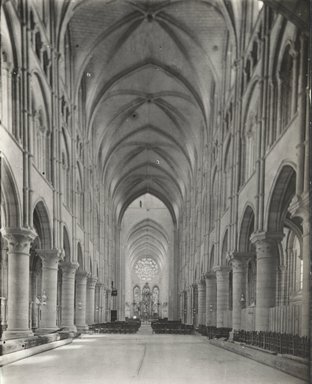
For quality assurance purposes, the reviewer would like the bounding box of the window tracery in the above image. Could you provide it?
[134,257,158,281]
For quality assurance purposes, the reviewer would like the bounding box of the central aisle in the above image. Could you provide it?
[137,323,153,335]
[1,333,304,384]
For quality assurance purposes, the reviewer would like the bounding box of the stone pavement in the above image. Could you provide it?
[0,333,306,384]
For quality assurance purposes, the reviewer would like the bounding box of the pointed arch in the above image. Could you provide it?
[63,225,71,262]
[238,204,255,253]
[0,154,21,228]
[77,242,84,270]
[33,200,52,249]
[209,245,215,270]
[266,164,296,233]
[221,229,229,266]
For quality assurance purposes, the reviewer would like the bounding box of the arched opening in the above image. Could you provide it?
[28,201,52,331]
[61,129,70,207]
[238,205,256,330]
[221,230,229,266]
[266,165,302,334]
[57,226,71,326]
[63,226,71,262]
[120,193,174,322]
[29,237,42,331]
[0,156,21,228]
[0,156,20,331]
[210,245,215,270]
[267,165,296,233]
[74,242,84,324]
[238,205,255,253]
[223,139,232,211]
[279,47,294,130]
[32,201,52,250]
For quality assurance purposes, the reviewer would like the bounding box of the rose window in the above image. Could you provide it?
[135,258,158,281]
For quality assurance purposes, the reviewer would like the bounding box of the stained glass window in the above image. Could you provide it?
[134,257,158,281]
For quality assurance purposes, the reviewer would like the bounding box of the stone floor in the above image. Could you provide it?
[0,331,306,384]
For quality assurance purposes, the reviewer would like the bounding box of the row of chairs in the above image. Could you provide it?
[152,321,194,334]
[233,330,310,358]
[197,325,232,339]
[90,321,141,334]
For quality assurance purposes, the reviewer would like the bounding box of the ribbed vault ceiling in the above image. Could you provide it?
[67,0,233,221]
[128,218,169,271]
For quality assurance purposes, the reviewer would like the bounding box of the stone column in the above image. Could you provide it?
[98,284,106,323]
[103,286,107,323]
[300,216,309,336]
[94,284,101,323]
[214,266,230,328]
[60,261,79,331]
[86,276,97,325]
[1,228,37,339]
[251,233,281,331]
[187,287,192,324]
[1,238,8,331]
[205,272,216,326]
[231,257,247,330]
[198,280,206,326]
[37,249,60,333]
[75,271,88,331]
[277,265,287,306]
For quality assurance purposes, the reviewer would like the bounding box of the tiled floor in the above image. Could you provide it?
[0,332,305,384]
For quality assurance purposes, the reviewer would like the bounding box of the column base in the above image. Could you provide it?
[228,330,235,341]
[76,325,89,332]
[35,327,59,335]
[60,324,77,333]
[2,329,34,340]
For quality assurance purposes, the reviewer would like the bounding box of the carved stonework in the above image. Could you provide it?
[60,261,79,275]
[231,258,246,272]
[250,232,283,260]
[37,249,61,269]
[76,270,88,281]
[229,253,249,272]
[289,193,309,222]
[204,271,216,280]
[212,265,231,274]
[1,228,37,254]
[87,277,98,289]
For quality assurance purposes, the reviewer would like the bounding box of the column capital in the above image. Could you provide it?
[228,251,255,260]
[213,265,231,274]
[204,271,216,280]
[1,227,37,253]
[228,252,249,272]
[231,258,247,272]
[250,232,283,261]
[76,270,88,280]
[36,249,61,269]
[250,231,283,245]
[289,193,309,223]
[60,261,79,274]
[87,276,98,288]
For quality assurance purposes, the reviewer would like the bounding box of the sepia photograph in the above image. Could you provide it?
[0,0,310,383]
